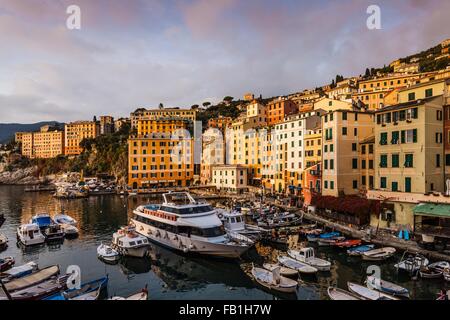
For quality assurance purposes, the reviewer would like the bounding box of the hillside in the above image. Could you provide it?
[0,121,64,143]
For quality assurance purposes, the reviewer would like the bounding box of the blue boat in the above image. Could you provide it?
[347,244,375,256]
[307,231,340,242]
[44,275,108,300]
[30,214,53,229]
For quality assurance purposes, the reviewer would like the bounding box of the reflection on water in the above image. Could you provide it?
[0,186,447,300]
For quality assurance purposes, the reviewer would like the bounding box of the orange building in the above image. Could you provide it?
[301,163,322,206]
[266,97,297,126]
[64,121,100,156]
[208,116,232,131]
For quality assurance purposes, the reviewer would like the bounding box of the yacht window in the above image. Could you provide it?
[129,241,136,246]
[119,240,123,246]
[230,217,236,223]
[143,239,148,243]
[137,240,142,244]
[236,217,242,223]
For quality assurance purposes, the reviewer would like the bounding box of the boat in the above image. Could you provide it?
[257,212,302,229]
[332,239,362,248]
[327,287,363,300]
[44,275,108,300]
[419,267,442,279]
[347,244,375,256]
[347,282,399,300]
[394,253,429,275]
[112,226,150,258]
[0,256,15,272]
[277,255,318,274]
[4,265,60,292]
[59,224,79,237]
[43,224,65,241]
[216,209,265,240]
[97,243,120,263]
[444,268,450,282]
[0,233,7,251]
[428,261,450,272]
[362,247,396,261]
[366,275,409,298]
[263,263,298,277]
[287,248,331,271]
[109,286,148,300]
[16,223,46,246]
[317,236,346,247]
[30,213,53,230]
[307,231,340,242]
[53,213,77,226]
[251,265,298,293]
[1,275,69,300]
[0,261,38,280]
[131,192,252,259]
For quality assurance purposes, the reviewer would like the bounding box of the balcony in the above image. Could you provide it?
[309,170,322,176]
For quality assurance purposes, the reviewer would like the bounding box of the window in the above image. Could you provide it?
[369,160,374,169]
[437,110,443,121]
[342,127,347,135]
[324,181,328,189]
[380,177,387,189]
[330,113,334,121]
[352,143,357,151]
[392,181,398,192]
[352,158,358,169]
[401,129,417,143]
[392,154,399,168]
[369,144,373,154]
[355,113,358,121]
[342,112,347,120]
[352,180,358,189]
[330,144,334,152]
[405,177,412,192]
[391,131,399,144]
[425,88,433,98]
[405,154,414,167]
[436,132,443,143]
[330,159,334,170]
[330,181,334,189]
[362,145,366,154]
[408,92,415,101]
[380,132,388,145]
[436,154,441,168]
[324,160,328,169]
[380,154,388,168]
[446,154,450,166]
[362,175,366,186]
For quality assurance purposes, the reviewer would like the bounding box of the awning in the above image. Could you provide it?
[413,203,450,218]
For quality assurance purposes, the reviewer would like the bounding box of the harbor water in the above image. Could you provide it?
[0,186,447,300]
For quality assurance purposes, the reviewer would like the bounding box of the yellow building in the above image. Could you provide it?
[130,108,197,129]
[352,89,393,110]
[397,78,450,103]
[137,118,192,136]
[321,110,375,197]
[15,132,27,144]
[374,95,445,194]
[20,126,64,159]
[313,97,353,112]
[359,135,375,191]
[357,74,419,93]
[64,121,100,156]
[304,127,322,169]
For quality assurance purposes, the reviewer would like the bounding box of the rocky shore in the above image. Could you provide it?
[0,166,49,185]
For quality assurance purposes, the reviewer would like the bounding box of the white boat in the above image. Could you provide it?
[60,224,79,237]
[53,214,77,226]
[97,243,120,263]
[43,224,65,241]
[251,266,298,293]
[109,286,148,300]
[428,261,450,272]
[277,255,318,274]
[216,209,265,240]
[131,192,252,259]
[394,253,429,274]
[0,233,8,250]
[327,287,363,300]
[0,261,38,280]
[366,275,409,298]
[263,263,298,277]
[287,248,331,271]
[362,247,396,261]
[112,226,150,258]
[16,224,46,246]
[317,236,345,247]
[348,282,399,300]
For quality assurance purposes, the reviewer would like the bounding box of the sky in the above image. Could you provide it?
[0,0,449,123]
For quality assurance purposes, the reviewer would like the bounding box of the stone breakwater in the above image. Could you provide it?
[0,166,44,185]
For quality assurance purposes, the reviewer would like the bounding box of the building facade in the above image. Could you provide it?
[64,121,100,156]
[21,126,64,159]
[211,165,248,193]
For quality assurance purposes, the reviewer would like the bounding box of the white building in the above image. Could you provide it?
[212,165,248,194]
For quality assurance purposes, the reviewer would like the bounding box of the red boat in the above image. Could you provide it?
[332,239,362,248]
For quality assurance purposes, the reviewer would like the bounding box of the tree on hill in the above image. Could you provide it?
[190,104,199,110]
[158,103,164,109]
[202,101,211,108]
[365,68,370,77]
[223,96,234,103]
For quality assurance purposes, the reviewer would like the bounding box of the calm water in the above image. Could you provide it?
[0,185,447,300]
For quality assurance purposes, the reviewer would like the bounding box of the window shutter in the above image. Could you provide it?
[413,129,417,143]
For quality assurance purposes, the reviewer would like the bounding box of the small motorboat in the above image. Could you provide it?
[394,253,429,275]
[347,244,375,256]
[428,261,450,272]
[97,243,120,263]
[53,214,77,226]
[327,287,363,300]
[44,275,108,300]
[0,233,7,251]
[112,226,150,258]
[419,267,443,279]
[317,236,346,247]
[332,239,362,248]
[17,224,46,246]
[0,261,38,280]
[43,224,65,241]
[366,275,409,298]
[263,263,298,277]
[347,282,399,300]
[4,265,60,292]
[307,231,340,242]
[60,224,79,238]
[277,256,318,274]
[0,256,15,272]
[287,248,331,271]
[30,213,53,230]
[109,286,148,300]
[362,247,396,261]
[251,265,298,293]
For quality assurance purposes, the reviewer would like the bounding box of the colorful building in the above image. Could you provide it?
[211,164,248,194]
[130,108,197,129]
[21,125,64,159]
[266,97,297,126]
[64,121,100,156]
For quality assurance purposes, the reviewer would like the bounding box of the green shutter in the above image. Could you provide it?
[413,129,417,143]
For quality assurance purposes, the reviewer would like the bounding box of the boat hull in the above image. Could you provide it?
[132,219,250,259]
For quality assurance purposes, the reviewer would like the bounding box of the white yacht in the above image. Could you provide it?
[17,224,46,246]
[216,209,265,241]
[112,226,150,258]
[131,192,252,258]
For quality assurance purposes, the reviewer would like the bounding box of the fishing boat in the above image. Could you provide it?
[347,282,399,300]
[0,261,38,280]
[257,212,302,229]
[0,256,14,272]
[112,226,150,258]
[0,233,7,251]
[419,267,443,279]
[347,244,375,256]
[362,247,396,261]
[53,214,77,226]
[44,275,108,300]
[307,231,340,242]
[251,265,298,293]
[428,261,450,272]
[16,223,46,246]
[327,287,363,300]
[131,192,252,258]
[366,275,409,298]
[59,224,79,238]
[30,213,53,230]
[1,275,69,300]
[263,263,298,277]
[97,243,120,263]
[109,286,148,300]
[317,236,346,247]
[394,252,429,275]
[277,255,318,274]
[287,248,331,271]
[4,265,60,292]
[332,239,362,248]
[43,224,65,241]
